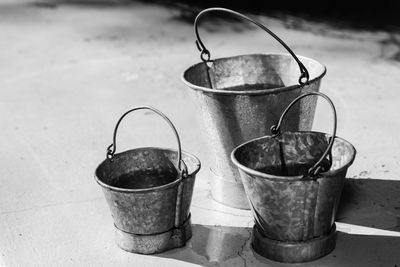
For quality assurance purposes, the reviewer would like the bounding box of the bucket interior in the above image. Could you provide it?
[96,148,200,190]
[183,54,325,91]
[233,132,355,177]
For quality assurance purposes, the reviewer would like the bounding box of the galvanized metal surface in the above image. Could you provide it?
[231,92,356,262]
[183,8,325,210]
[271,92,337,176]
[232,134,355,240]
[95,107,201,254]
[183,53,325,209]
[115,214,192,254]
[209,168,249,208]
[96,148,200,234]
[252,224,337,263]
[232,131,331,177]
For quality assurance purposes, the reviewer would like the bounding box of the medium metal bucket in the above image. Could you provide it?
[182,8,326,209]
[231,92,356,263]
[95,106,201,254]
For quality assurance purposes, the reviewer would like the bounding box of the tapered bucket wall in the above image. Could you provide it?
[231,92,356,262]
[231,133,356,262]
[182,8,326,209]
[95,106,201,254]
[95,147,201,254]
[183,54,326,209]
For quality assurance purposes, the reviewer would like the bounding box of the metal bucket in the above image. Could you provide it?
[182,8,326,209]
[231,92,356,262]
[95,106,201,254]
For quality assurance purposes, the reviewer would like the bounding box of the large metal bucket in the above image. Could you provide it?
[95,106,201,254]
[182,8,326,209]
[231,92,356,262]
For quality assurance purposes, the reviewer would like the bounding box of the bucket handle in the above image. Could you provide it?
[270,92,337,176]
[106,106,188,177]
[194,7,310,85]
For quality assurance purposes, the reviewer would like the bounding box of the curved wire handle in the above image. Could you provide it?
[270,91,337,176]
[194,7,310,85]
[106,106,187,176]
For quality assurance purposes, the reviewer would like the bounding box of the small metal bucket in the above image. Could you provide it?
[182,8,326,209]
[231,92,356,263]
[95,106,201,254]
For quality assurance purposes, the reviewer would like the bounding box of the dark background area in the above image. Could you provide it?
[142,0,400,32]
[34,0,400,32]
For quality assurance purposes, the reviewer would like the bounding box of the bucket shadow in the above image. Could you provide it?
[156,223,400,266]
[154,178,400,266]
[337,178,400,232]
[158,224,252,266]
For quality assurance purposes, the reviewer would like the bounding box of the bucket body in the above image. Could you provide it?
[95,147,201,253]
[183,54,326,209]
[231,132,356,262]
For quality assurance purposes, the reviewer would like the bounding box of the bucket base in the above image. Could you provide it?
[115,215,192,254]
[252,223,337,263]
[210,169,250,210]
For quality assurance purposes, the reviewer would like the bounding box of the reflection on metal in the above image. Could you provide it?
[182,8,326,209]
[231,92,356,262]
[95,106,201,254]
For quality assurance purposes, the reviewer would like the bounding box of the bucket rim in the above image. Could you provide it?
[94,147,201,193]
[182,53,327,95]
[231,131,356,181]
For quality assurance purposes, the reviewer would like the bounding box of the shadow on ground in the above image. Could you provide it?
[156,224,400,266]
[154,178,400,266]
[337,178,400,231]
[159,224,251,266]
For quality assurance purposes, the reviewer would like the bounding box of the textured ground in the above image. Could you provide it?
[0,1,400,266]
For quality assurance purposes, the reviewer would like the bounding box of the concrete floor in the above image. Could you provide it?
[1,1,400,266]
